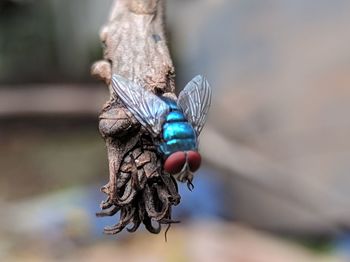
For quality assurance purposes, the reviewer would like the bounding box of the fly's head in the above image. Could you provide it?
[163,151,202,190]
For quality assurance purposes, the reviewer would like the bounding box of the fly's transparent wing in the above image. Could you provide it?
[177,75,212,135]
[111,74,169,136]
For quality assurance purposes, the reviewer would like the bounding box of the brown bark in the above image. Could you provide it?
[91,0,180,235]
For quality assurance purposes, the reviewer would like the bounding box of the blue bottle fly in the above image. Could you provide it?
[111,74,212,186]
[159,97,197,157]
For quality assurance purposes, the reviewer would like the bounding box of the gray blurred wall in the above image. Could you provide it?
[167,0,350,233]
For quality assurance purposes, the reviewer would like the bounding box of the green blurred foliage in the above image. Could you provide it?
[0,1,59,83]
[0,0,103,84]
[0,119,107,200]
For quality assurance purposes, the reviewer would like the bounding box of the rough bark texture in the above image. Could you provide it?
[91,0,180,235]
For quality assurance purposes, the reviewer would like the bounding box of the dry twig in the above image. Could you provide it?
[91,0,180,235]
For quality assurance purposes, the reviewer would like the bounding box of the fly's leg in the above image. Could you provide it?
[174,157,195,191]
[186,179,194,191]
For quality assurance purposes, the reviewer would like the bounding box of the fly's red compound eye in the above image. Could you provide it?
[187,151,202,172]
[164,151,186,174]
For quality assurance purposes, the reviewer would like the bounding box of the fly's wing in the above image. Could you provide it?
[177,75,212,135]
[111,74,169,136]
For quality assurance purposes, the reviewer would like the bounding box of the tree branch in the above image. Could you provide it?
[91,0,180,235]
[91,0,175,93]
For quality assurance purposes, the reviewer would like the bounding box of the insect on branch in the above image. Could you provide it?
[91,0,211,236]
[91,0,180,235]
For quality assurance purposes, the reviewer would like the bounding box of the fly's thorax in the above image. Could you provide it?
[159,137,197,157]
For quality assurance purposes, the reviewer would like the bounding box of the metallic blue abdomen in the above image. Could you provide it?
[165,111,185,122]
[159,98,197,157]
[163,122,195,141]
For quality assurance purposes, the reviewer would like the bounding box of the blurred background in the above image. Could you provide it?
[1,0,350,261]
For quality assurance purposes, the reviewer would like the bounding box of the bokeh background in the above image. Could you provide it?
[1,0,350,261]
